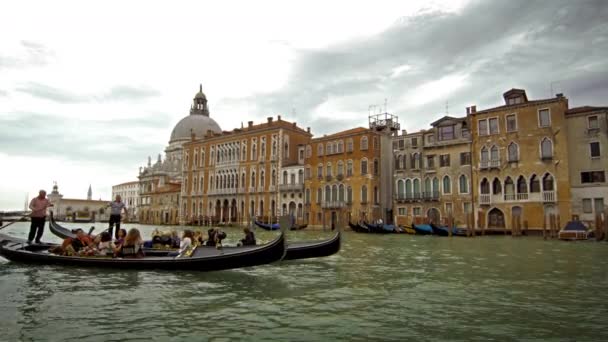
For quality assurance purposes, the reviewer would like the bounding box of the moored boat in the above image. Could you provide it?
[558,221,590,241]
[412,224,433,235]
[348,222,370,233]
[0,232,286,271]
[254,220,280,231]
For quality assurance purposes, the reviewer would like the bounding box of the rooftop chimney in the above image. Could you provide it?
[248,121,253,128]
[292,122,297,127]
[471,105,477,113]
[267,117,273,124]
[307,127,311,133]
[556,93,563,98]
[277,115,281,121]
[466,107,470,115]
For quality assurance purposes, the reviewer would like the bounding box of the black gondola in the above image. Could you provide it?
[0,232,286,271]
[48,214,339,261]
[348,222,370,233]
[290,224,308,231]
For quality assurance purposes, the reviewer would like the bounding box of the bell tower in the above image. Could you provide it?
[190,84,210,116]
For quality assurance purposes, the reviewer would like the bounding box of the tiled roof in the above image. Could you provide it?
[566,106,608,115]
[313,127,369,141]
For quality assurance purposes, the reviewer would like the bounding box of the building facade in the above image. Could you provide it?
[470,89,571,231]
[279,151,306,223]
[111,181,139,221]
[138,85,222,225]
[565,106,608,224]
[393,116,473,227]
[181,116,312,225]
[304,126,384,229]
[47,183,110,222]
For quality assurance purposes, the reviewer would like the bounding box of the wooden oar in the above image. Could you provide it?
[0,214,29,230]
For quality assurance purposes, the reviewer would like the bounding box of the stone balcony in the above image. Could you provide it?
[321,201,346,209]
[279,183,304,191]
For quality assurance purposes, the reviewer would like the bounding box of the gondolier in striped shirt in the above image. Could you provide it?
[28,190,53,244]
[108,195,128,239]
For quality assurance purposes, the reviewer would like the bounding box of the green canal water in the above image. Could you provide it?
[0,221,607,341]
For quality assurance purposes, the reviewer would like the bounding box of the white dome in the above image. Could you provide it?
[169,114,222,143]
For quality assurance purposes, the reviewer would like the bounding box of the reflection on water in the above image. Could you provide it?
[1,222,607,341]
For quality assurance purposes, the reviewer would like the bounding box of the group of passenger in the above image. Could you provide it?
[50,227,144,258]
[49,226,256,258]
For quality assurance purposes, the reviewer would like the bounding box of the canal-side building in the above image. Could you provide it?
[180,116,312,225]
[47,183,110,222]
[279,148,306,222]
[138,85,223,224]
[111,181,139,221]
[304,126,384,229]
[393,116,472,227]
[469,89,571,231]
[565,106,608,224]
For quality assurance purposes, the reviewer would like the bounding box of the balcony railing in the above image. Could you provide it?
[542,190,556,202]
[248,187,256,193]
[257,186,265,193]
[480,194,491,205]
[480,159,500,169]
[516,193,528,201]
[490,159,501,168]
[325,175,333,182]
[504,194,516,201]
[321,201,346,209]
[422,191,440,201]
[279,183,304,191]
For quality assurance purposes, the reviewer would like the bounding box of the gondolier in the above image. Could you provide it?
[28,190,53,244]
[108,195,128,239]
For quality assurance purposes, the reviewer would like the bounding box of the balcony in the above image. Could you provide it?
[480,159,501,170]
[516,193,528,201]
[325,175,333,182]
[542,190,556,202]
[480,194,491,205]
[257,186,265,193]
[504,194,516,201]
[269,185,276,192]
[248,187,256,193]
[321,201,346,209]
[425,166,436,173]
[422,191,440,201]
[279,183,304,191]
[336,174,344,181]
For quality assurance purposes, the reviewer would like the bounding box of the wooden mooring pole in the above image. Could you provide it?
[543,214,547,240]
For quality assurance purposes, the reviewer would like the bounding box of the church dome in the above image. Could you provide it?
[169,84,221,143]
[169,115,221,143]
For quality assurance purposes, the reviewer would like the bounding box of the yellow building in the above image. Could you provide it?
[304,126,384,229]
[470,89,571,231]
[393,116,473,227]
[138,178,180,225]
[181,116,312,225]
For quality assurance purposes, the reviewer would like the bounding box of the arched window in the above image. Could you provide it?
[541,138,553,159]
[317,144,323,156]
[326,162,333,176]
[241,173,245,189]
[347,160,353,176]
[347,186,353,203]
[490,145,499,161]
[459,175,468,193]
[507,143,519,162]
[492,177,502,194]
[332,185,338,203]
[405,179,412,198]
[325,185,331,202]
[283,171,288,184]
[338,140,344,153]
[504,177,515,199]
[542,173,554,191]
[361,185,368,203]
[373,158,379,175]
[306,145,312,158]
[326,143,332,155]
[260,170,265,187]
[338,184,345,202]
[481,178,490,194]
[316,188,322,204]
[346,138,353,152]
[530,174,540,192]
[443,176,451,194]
[360,136,369,150]
[298,170,303,184]
[517,176,527,194]
[424,178,431,193]
[432,177,439,194]
[361,159,368,175]
[397,180,405,198]
[337,161,344,176]
[413,179,420,198]
[481,146,489,162]
[271,169,276,186]
[305,189,311,204]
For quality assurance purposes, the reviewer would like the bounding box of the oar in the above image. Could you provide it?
[0,214,29,230]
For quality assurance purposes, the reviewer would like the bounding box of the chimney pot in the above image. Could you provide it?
[277,115,281,121]
[556,93,563,98]
[248,121,253,128]
[466,107,470,115]
[307,127,311,133]
[471,105,477,113]
[267,117,273,123]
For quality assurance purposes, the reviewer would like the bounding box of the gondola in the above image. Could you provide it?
[49,214,339,260]
[429,223,468,237]
[254,220,280,231]
[348,222,370,233]
[290,223,308,231]
[412,224,433,235]
[0,232,286,271]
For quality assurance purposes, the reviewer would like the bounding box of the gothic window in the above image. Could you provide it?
[517,175,527,194]
[541,138,553,159]
[360,136,369,150]
[442,176,451,194]
[360,159,368,175]
[508,143,519,162]
[459,175,468,194]
[530,174,540,192]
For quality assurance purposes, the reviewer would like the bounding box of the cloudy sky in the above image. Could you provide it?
[1,0,607,210]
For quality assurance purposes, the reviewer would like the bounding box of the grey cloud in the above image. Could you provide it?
[220,0,608,134]
[0,112,169,165]
[0,40,53,69]
[15,82,161,103]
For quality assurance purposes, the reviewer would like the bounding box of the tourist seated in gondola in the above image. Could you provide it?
[115,228,145,258]
[237,227,256,246]
[170,230,181,248]
[49,228,94,256]
[206,228,227,247]
[168,230,196,257]
[80,231,113,256]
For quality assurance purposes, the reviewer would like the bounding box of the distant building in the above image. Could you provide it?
[565,106,608,224]
[469,89,570,231]
[181,115,312,225]
[138,85,222,224]
[47,183,109,222]
[111,181,139,221]
[278,150,305,222]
